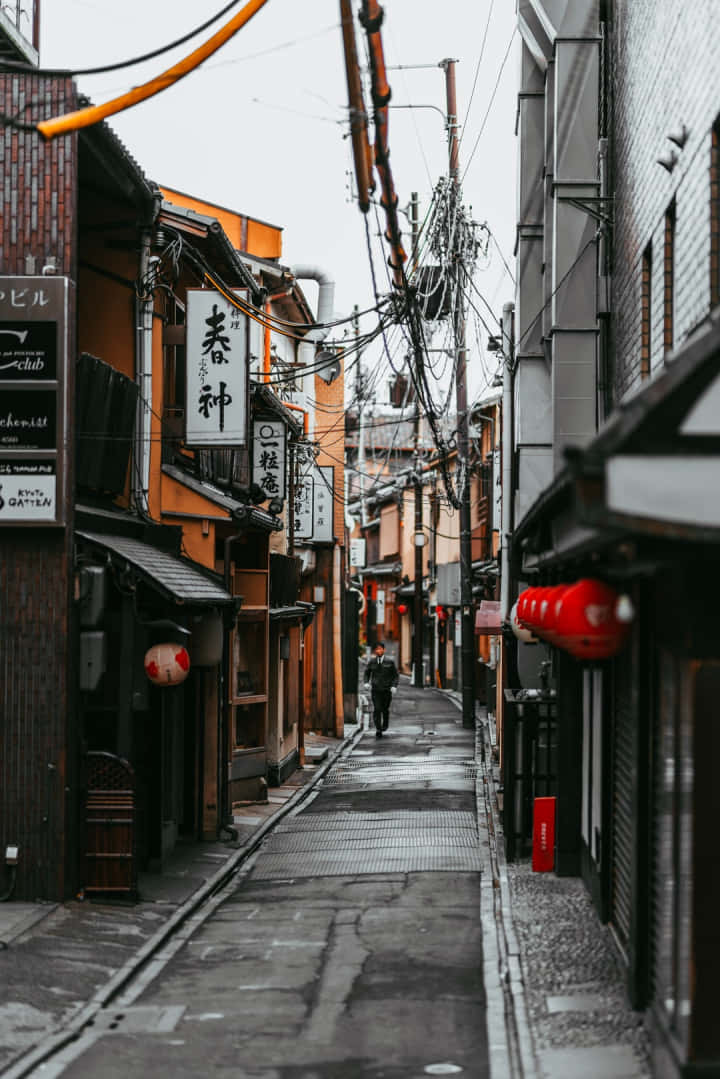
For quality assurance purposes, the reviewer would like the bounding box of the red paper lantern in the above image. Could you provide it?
[436,605,449,622]
[525,587,551,630]
[537,584,569,643]
[517,588,535,624]
[144,643,191,686]
[397,603,408,615]
[555,578,630,661]
[510,600,537,643]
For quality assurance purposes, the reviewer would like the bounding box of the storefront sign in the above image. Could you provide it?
[294,471,314,539]
[0,460,56,521]
[0,276,70,526]
[252,417,286,499]
[0,321,57,379]
[185,289,248,446]
[313,466,334,542]
[0,388,56,449]
[350,538,366,568]
[376,589,386,624]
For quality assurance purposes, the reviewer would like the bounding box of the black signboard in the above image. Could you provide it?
[0,389,57,449]
[0,321,57,380]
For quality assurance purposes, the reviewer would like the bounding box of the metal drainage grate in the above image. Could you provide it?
[323,761,477,786]
[276,811,478,832]
[262,830,479,854]
[250,847,482,879]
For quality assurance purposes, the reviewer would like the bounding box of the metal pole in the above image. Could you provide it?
[500,302,515,621]
[410,193,424,689]
[354,305,368,528]
[443,58,475,728]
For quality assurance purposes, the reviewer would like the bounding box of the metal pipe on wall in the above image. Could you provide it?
[500,301,515,621]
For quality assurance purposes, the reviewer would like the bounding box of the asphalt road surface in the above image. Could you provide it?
[52,686,489,1078]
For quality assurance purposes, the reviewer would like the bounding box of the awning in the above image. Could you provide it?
[359,561,402,578]
[270,603,315,623]
[513,310,720,572]
[76,531,233,606]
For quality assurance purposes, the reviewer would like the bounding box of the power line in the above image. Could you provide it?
[461,26,517,183]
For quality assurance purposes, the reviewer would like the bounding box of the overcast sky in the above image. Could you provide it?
[41,0,518,403]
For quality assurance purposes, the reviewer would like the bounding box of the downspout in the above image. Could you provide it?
[134,189,162,514]
[500,301,515,622]
[291,266,343,735]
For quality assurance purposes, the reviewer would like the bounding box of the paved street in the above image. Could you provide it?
[36,685,488,1078]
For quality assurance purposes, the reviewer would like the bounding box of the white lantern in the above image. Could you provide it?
[144,643,191,686]
[510,601,538,643]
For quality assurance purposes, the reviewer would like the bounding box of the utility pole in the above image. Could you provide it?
[442,57,475,729]
[410,191,424,689]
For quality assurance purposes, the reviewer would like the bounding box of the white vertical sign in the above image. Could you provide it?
[185,289,248,446]
[313,465,334,542]
[376,589,386,625]
[252,418,286,499]
[294,470,314,539]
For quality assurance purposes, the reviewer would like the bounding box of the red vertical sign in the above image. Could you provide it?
[532,796,556,872]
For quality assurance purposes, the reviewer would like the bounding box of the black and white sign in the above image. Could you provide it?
[252,418,286,499]
[349,538,366,568]
[0,389,56,449]
[314,465,334,543]
[0,461,55,521]
[0,276,69,527]
[0,321,57,380]
[294,472,314,539]
[185,289,248,446]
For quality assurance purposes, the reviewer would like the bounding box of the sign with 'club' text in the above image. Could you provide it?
[0,276,71,526]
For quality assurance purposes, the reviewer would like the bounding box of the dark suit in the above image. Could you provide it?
[364,654,399,731]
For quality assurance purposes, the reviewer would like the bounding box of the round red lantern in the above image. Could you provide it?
[525,587,551,630]
[510,600,537,643]
[144,643,191,686]
[397,603,408,615]
[436,605,449,622]
[517,587,536,625]
[537,584,569,643]
[555,578,630,661]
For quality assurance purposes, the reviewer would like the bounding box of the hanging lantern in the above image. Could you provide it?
[555,578,631,661]
[397,603,408,615]
[537,584,570,644]
[517,587,536,625]
[436,605,449,622]
[144,643,191,686]
[525,587,551,630]
[510,601,538,643]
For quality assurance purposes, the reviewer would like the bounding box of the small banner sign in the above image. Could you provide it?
[532,796,556,872]
[252,417,286,499]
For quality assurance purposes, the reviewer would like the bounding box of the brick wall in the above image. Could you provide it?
[612,1,720,399]
[0,74,78,900]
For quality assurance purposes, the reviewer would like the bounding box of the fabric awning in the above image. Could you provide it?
[76,531,233,606]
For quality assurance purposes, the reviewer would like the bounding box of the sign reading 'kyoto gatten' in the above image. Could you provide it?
[185,289,248,447]
[0,277,70,526]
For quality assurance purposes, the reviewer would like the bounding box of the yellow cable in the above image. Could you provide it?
[38,0,270,140]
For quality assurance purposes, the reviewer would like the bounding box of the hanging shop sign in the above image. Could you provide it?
[144,643,191,686]
[376,589,386,625]
[349,538,366,568]
[252,417,286,500]
[185,288,248,447]
[314,465,334,542]
[0,277,70,526]
[293,463,334,543]
[293,470,314,539]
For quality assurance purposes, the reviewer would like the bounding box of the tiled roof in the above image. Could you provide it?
[76,531,232,606]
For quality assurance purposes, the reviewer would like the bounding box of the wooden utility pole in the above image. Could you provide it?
[410,191,424,689]
[442,57,475,728]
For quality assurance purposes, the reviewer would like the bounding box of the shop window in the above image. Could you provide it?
[711,120,720,308]
[640,244,652,379]
[663,201,676,355]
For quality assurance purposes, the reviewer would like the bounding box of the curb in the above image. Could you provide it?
[0,902,59,949]
[2,723,365,1079]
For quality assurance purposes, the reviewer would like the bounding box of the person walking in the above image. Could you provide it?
[363,642,399,737]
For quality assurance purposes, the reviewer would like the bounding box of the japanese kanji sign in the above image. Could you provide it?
[185,289,248,446]
[294,472,314,539]
[293,463,334,543]
[0,277,70,526]
[313,465,334,542]
[252,417,286,500]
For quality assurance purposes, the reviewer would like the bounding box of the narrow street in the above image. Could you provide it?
[44,684,488,1078]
